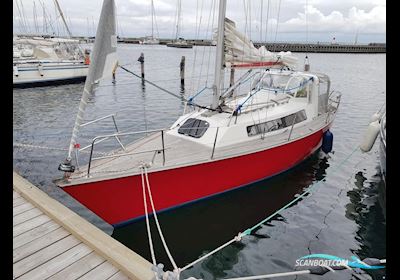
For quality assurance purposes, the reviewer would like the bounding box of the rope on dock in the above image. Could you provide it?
[179,144,362,272]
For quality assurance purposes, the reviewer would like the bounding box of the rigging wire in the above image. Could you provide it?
[190,0,205,96]
[304,0,310,67]
[260,0,263,42]
[152,0,159,39]
[264,0,270,42]
[119,65,232,114]
[274,0,282,43]
[19,0,30,34]
[15,0,28,34]
[194,0,214,95]
[33,0,39,34]
[14,0,26,34]
[205,0,217,86]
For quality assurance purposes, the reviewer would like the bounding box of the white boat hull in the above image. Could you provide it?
[13,61,89,87]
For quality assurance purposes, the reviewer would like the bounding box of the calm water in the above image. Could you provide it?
[13,44,386,279]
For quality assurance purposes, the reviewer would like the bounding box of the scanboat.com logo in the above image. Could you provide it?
[295,254,385,270]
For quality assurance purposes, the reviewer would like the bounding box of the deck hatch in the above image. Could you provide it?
[178,118,209,138]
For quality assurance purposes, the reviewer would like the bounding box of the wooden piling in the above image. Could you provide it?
[138,53,145,83]
[112,61,118,84]
[229,68,235,87]
[180,56,185,86]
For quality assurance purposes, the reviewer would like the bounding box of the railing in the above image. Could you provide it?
[78,114,125,153]
[326,91,342,123]
[73,114,122,171]
[86,129,166,178]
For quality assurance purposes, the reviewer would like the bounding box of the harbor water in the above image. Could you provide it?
[13,44,386,279]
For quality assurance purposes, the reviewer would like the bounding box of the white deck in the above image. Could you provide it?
[64,111,334,186]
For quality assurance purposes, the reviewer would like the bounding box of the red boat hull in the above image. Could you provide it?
[63,128,326,226]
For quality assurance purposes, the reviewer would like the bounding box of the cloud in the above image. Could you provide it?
[281,5,385,34]
[13,0,386,42]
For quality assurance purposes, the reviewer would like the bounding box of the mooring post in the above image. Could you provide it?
[112,61,118,84]
[138,53,145,83]
[229,68,235,87]
[180,56,185,86]
[304,55,310,71]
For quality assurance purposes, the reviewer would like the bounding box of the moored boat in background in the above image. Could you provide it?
[140,0,160,45]
[13,37,89,87]
[13,0,89,87]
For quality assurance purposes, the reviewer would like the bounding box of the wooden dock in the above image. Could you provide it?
[13,172,154,280]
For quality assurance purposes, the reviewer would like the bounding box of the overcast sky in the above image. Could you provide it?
[13,0,386,43]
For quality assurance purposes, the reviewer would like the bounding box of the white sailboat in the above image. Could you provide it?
[166,0,193,48]
[57,0,341,227]
[13,0,89,87]
[141,0,160,45]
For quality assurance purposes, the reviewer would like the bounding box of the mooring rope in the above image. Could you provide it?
[180,144,362,272]
[13,142,110,156]
[143,166,179,272]
[140,167,157,268]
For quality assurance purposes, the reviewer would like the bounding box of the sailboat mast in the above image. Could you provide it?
[53,0,72,37]
[176,0,181,40]
[211,0,227,109]
[151,0,154,38]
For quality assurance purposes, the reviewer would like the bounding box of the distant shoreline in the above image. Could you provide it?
[14,34,386,53]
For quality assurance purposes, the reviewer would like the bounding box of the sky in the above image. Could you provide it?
[13,0,386,44]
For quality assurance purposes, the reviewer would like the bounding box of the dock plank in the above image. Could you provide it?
[13,172,153,280]
[13,220,61,250]
[13,227,71,263]
[107,271,132,280]
[13,202,35,216]
[13,214,52,237]
[13,235,81,278]
[17,243,92,280]
[77,262,119,280]
[14,191,21,199]
[47,252,105,280]
[13,208,43,227]
[14,196,27,207]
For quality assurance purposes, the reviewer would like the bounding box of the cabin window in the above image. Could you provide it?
[246,110,307,137]
[178,118,209,138]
